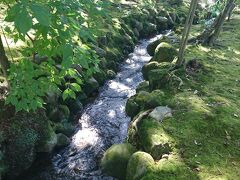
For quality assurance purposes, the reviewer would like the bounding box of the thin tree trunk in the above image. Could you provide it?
[197,0,235,45]
[208,0,234,45]
[0,35,10,77]
[176,0,198,66]
[227,3,235,21]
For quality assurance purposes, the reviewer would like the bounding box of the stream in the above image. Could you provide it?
[23,33,169,180]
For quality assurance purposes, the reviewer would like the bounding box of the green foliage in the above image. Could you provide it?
[2,0,113,111]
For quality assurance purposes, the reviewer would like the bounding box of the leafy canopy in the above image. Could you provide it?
[1,0,113,111]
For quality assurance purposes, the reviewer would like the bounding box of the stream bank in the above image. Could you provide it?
[22,33,170,180]
[0,1,189,179]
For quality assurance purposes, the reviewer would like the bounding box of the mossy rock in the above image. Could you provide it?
[105,48,122,63]
[126,97,140,118]
[136,81,150,93]
[126,90,168,118]
[56,133,70,148]
[131,20,143,32]
[133,28,140,37]
[142,61,171,80]
[148,68,169,90]
[138,119,172,159]
[93,70,107,86]
[65,96,83,114]
[142,61,160,80]
[101,143,137,179]
[48,105,70,122]
[147,36,171,56]
[152,42,177,63]
[141,23,157,38]
[99,58,107,69]
[37,130,57,153]
[106,69,116,79]
[82,77,99,96]
[148,67,183,90]
[156,16,169,32]
[53,121,75,137]
[126,151,154,180]
[93,45,106,58]
[134,90,167,109]
[1,110,53,178]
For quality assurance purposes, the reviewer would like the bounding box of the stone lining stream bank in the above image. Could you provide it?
[21,33,172,180]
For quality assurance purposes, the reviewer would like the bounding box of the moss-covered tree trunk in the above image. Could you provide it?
[0,36,10,77]
[176,0,198,67]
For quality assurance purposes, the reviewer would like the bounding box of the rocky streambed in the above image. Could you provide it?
[21,33,172,180]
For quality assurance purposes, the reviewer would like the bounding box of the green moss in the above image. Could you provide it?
[140,23,157,38]
[147,36,171,56]
[93,70,107,85]
[126,97,140,118]
[152,42,177,63]
[126,90,169,118]
[136,81,150,93]
[138,118,173,159]
[142,158,197,180]
[148,68,169,90]
[54,124,74,137]
[134,14,240,179]
[1,109,53,178]
[126,151,154,180]
[101,143,137,180]
[142,61,172,80]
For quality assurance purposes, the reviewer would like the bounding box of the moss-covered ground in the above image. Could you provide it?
[140,13,240,179]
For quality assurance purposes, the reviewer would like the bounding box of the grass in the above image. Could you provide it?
[140,13,240,179]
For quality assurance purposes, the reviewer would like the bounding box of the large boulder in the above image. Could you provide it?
[126,97,140,118]
[152,42,177,63]
[126,151,154,180]
[138,119,172,159]
[148,69,169,90]
[93,70,107,86]
[142,61,171,80]
[1,110,55,178]
[156,16,169,32]
[48,105,70,122]
[126,90,168,118]
[101,143,137,179]
[136,81,150,93]
[37,130,57,153]
[134,90,167,109]
[147,36,171,56]
[142,61,161,80]
[54,121,75,137]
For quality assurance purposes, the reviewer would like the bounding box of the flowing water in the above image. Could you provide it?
[23,33,172,180]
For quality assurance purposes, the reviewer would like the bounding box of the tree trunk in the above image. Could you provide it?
[208,0,234,46]
[0,35,10,77]
[176,0,198,66]
[227,2,235,21]
[197,0,235,46]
